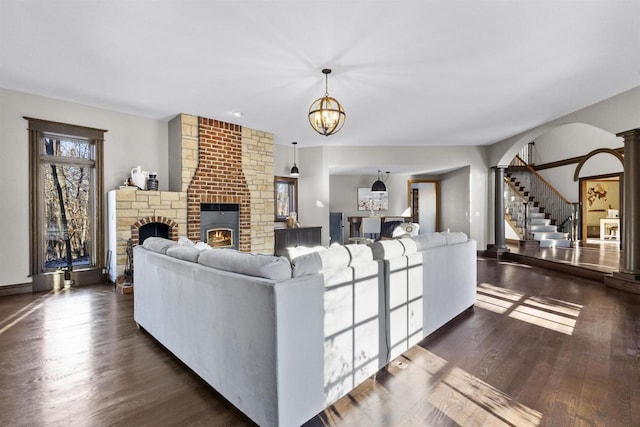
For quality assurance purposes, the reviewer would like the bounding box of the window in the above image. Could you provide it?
[26,118,105,290]
[274,176,298,222]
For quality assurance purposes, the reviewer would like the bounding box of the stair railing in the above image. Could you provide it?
[503,176,531,240]
[510,154,574,236]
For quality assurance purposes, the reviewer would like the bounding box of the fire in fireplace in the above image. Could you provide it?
[207,228,233,248]
[200,203,240,250]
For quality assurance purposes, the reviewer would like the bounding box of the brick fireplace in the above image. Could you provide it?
[170,114,275,254]
[107,113,275,283]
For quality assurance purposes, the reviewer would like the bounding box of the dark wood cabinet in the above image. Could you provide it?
[274,226,322,256]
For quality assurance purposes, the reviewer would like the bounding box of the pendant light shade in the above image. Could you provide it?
[371,170,388,193]
[290,142,300,176]
[308,69,346,136]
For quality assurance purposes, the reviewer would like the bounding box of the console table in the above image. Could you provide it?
[600,218,620,240]
[274,226,322,256]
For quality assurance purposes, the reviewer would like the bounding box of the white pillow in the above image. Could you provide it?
[393,222,420,238]
[177,236,196,247]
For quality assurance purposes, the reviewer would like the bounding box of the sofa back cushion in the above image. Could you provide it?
[291,245,349,278]
[369,238,417,260]
[370,239,404,260]
[142,237,177,254]
[166,245,203,263]
[291,244,373,278]
[344,244,374,265]
[198,249,292,281]
[443,231,468,245]
[411,233,447,251]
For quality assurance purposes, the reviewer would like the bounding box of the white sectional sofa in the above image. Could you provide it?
[133,232,476,426]
[134,239,384,427]
[369,232,477,359]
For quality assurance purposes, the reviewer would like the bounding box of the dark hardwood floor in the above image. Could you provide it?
[1,257,639,426]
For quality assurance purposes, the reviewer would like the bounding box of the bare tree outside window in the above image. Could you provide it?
[43,137,93,269]
[42,137,93,270]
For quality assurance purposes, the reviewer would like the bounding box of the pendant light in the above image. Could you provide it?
[308,69,346,136]
[371,170,388,193]
[290,142,300,176]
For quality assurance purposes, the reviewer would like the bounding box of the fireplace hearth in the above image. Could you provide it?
[200,203,239,250]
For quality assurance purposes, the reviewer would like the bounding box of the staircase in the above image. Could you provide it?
[505,160,573,248]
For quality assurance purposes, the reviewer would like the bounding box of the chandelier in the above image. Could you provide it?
[308,68,346,136]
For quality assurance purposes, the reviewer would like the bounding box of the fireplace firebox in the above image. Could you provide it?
[139,222,170,245]
[207,228,234,248]
[200,203,239,250]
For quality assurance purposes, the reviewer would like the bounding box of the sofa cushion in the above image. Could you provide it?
[411,233,447,251]
[344,244,373,265]
[142,237,177,254]
[398,238,418,254]
[166,245,202,263]
[370,239,406,260]
[285,245,327,262]
[291,245,352,278]
[444,231,468,245]
[198,249,292,281]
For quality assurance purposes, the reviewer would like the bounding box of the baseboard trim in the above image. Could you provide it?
[0,283,33,297]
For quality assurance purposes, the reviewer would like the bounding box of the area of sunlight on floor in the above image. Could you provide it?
[475,282,582,335]
[403,346,543,426]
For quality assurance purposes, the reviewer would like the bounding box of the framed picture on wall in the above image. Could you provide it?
[357,188,388,211]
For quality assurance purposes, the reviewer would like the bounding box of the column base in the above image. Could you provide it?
[484,245,510,259]
[604,272,640,295]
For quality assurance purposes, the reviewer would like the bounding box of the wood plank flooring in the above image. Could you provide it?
[1,257,639,426]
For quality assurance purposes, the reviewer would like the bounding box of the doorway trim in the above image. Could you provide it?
[578,173,622,245]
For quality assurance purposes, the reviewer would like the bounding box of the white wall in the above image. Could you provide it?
[439,166,471,236]
[0,88,168,287]
[297,146,330,245]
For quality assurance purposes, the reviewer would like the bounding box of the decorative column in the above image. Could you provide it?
[486,166,509,258]
[605,128,640,294]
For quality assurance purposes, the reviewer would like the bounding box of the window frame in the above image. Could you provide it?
[274,176,298,222]
[26,117,106,289]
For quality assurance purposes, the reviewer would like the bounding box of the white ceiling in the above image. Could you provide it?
[1,0,639,152]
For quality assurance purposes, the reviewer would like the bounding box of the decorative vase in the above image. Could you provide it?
[286,212,297,228]
[146,173,159,191]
